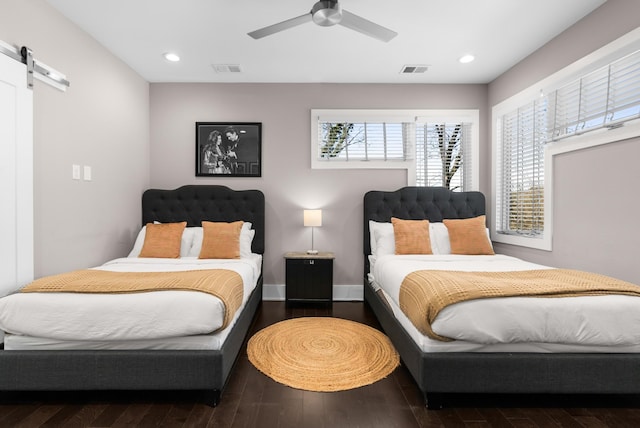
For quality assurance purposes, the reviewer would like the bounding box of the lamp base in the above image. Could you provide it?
[306,249,319,255]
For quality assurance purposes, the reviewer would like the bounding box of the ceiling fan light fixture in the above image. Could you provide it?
[312,0,342,26]
[247,0,396,42]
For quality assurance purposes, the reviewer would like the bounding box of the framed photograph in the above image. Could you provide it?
[196,122,262,177]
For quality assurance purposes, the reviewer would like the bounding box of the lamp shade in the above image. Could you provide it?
[303,209,322,227]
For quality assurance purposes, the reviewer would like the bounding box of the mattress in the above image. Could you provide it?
[370,254,640,351]
[0,255,261,349]
[3,311,239,351]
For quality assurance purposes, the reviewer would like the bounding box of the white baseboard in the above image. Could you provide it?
[262,284,363,302]
[262,284,286,301]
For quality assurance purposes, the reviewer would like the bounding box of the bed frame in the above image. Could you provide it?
[0,185,265,406]
[364,186,640,409]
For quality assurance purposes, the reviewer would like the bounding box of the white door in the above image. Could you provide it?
[0,50,33,296]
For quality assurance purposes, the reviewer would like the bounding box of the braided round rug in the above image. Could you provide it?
[247,317,399,392]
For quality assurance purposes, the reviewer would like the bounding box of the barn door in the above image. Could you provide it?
[0,47,33,296]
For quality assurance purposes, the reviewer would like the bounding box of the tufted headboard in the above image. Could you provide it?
[142,185,265,254]
[363,186,486,256]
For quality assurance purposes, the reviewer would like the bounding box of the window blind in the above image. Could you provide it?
[312,109,478,190]
[496,100,546,237]
[317,121,413,161]
[496,48,640,242]
[415,122,471,190]
[548,49,640,140]
[317,119,472,190]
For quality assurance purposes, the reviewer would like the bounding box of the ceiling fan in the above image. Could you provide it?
[247,0,397,43]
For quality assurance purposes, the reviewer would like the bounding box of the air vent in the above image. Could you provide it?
[400,65,428,74]
[212,64,242,73]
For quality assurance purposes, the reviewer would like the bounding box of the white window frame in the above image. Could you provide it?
[311,109,480,190]
[491,27,640,251]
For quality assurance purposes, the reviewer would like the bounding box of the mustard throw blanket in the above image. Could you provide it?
[399,269,640,341]
[21,269,244,331]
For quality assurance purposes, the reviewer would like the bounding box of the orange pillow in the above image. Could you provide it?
[443,215,495,255]
[199,221,244,259]
[138,221,186,258]
[391,217,432,255]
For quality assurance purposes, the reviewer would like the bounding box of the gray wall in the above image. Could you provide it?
[149,83,488,287]
[0,0,150,278]
[488,0,640,283]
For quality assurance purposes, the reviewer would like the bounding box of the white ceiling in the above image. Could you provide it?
[45,0,606,84]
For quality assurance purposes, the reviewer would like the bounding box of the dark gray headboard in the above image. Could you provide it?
[363,186,486,256]
[142,185,265,254]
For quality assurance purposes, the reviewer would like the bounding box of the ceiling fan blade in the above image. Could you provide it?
[339,9,397,42]
[248,13,312,39]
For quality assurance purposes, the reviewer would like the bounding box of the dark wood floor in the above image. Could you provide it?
[2,301,640,427]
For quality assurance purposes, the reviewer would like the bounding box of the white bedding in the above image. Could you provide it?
[0,255,261,346]
[370,254,640,349]
[3,328,232,351]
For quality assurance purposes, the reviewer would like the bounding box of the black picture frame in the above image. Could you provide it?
[196,122,262,177]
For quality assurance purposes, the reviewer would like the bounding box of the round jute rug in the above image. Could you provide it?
[247,317,399,392]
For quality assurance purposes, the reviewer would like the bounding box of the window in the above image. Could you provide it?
[415,122,473,190]
[318,121,412,162]
[495,100,546,240]
[311,109,479,191]
[493,30,640,250]
[548,49,640,140]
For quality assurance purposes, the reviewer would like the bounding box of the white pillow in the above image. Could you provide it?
[369,221,395,258]
[429,222,448,254]
[128,224,196,258]
[188,222,255,258]
[242,229,256,258]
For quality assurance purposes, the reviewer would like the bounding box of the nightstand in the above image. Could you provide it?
[284,252,334,305]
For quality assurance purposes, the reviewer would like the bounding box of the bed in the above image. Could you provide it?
[364,186,640,409]
[0,184,265,406]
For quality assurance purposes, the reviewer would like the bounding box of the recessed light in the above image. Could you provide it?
[459,54,475,64]
[163,52,180,62]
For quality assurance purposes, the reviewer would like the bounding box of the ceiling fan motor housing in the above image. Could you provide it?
[312,0,342,26]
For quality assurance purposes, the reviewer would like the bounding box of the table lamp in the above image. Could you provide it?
[303,209,322,254]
